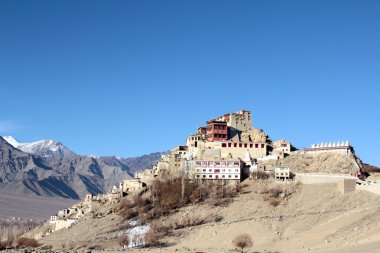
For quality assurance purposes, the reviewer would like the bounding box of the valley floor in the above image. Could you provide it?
[0,194,76,220]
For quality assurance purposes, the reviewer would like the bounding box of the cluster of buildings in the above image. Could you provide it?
[48,178,147,234]
[150,110,294,183]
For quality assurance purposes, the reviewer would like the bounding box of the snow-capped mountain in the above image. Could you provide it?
[3,136,75,159]
[0,136,162,199]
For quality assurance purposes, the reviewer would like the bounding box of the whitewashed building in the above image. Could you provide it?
[189,160,243,180]
[274,167,290,181]
[304,141,354,155]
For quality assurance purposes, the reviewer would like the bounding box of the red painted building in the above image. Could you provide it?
[206,120,228,142]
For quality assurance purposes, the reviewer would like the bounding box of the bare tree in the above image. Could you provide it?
[232,233,253,253]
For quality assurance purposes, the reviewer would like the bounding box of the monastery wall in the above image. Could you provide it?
[295,173,356,184]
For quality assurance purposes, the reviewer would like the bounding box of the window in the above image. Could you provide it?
[209,169,212,172]
[203,169,206,172]
[197,175,200,178]
[235,169,239,172]
[214,169,220,173]
[235,175,238,178]
[250,144,253,148]
[228,143,232,147]
[209,175,212,178]
[261,144,265,148]
[234,143,237,147]
[234,162,240,166]
[203,175,206,178]
[215,175,219,179]
[239,143,243,148]
[215,162,220,165]
[244,143,247,148]
[228,175,232,178]
[222,169,225,172]
[255,144,259,148]
[222,175,225,178]
[221,143,227,148]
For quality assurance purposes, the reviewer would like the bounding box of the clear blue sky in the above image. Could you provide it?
[0,1,379,165]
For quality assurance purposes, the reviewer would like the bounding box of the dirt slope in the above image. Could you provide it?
[262,152,359,174]
[32,179,380,253]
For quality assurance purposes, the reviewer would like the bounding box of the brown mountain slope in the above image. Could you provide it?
[0,137,131,199]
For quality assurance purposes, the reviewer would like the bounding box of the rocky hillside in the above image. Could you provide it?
[261,152,360,174]
[27,180,380,253]
[0,137,131,199]
[100,152,166,175]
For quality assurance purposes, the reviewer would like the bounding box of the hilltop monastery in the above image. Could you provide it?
[45,110,358,235]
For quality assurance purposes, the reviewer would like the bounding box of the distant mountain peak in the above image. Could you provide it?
[2,136,74,159]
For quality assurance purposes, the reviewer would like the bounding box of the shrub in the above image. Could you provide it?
[212,215,223,222]
[0,241,6,250]
[118,235,129,248]
[232,233,253,253]
[268,197,280,207]
[252,171,270,180]
[0,239,13,249]
[16,237,39,248]
[268,187,283,198]
[144,230,159,247]
[118,207,138,221]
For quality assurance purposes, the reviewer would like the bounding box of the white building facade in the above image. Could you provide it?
[189,160,243,180]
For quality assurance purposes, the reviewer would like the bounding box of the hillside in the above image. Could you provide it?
[261,152,359,174]
[30,180,380,253]
[121,152,166,173]
[0,137,131,199]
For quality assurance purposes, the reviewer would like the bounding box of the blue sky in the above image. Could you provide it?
[0,1,379,165]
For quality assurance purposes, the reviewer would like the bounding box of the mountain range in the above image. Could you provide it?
[0,136,163,200]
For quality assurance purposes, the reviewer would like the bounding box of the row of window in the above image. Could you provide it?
[221,143,265,148]
[197,168,240,173]
[196,174,239,179]
[213,125,227,130]
[195,161,240,167]
[190,136,201,141]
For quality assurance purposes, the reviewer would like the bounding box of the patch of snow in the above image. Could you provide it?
[87,155,99,159]
[2,136,64,156]
[127,225,150,248]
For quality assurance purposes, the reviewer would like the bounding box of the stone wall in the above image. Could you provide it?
[337,178,356,194]
[295,173,356,184]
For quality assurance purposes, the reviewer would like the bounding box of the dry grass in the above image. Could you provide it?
[0,239,13,250]
[144,230,159,247]
[261,182,300,207]
[251,171,271,180]
[118,235,129,247]
[0,220,39,241]
[16,237,39,248]
[0,219,40,249]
